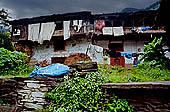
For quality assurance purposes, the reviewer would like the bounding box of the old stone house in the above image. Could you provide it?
[9,9,168,68]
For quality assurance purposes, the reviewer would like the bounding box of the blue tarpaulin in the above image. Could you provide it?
[29,63,69,77]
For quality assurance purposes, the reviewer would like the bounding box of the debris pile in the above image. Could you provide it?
[35,60,50,67]
[64,53,91,65]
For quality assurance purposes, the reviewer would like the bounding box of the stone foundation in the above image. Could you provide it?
[102,82,170,112]
[0,77,64,111]
[1,78,170,112]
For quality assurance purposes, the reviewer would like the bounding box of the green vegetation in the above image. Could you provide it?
[98,63,170,83]
[98,37,170,83]
[0,48,34,77]
[45,37,170,111]
[0,98,4,104]
[0,32,15,51]
[0,98,11,107]
[46,72,133,112]
[0,9,10,26]
[141,37,169,69]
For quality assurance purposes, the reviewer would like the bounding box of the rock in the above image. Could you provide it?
[31,92,44,98]
[18,90,31,94]
[24,103,43,109]
[27,83,40,88]
[24,80,39,83]
[39,87,48,92]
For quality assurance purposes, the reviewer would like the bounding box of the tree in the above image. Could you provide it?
[0,9,10,26]
[0,9,14,51]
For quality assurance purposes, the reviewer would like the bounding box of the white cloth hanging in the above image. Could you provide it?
[113,26,124,36]
[94,45,103,53]
[87,44,103,63]
[39,22,56,44]
[63,21,71,40]
[102,27,113,35]
[28,23,40,42]
[72,20,83,32]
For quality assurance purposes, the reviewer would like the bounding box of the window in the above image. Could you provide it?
[51,57,66,64]
[13,26,21,36]
[53,36,65,51]
[55,21,63,30]
[108,43,123,52]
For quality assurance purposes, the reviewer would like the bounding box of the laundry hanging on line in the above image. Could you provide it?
[28,23,40,42]
[131,26,151,33]
[39,22,56,44]
[113,26,124,36]
[102,27,113,35]
[72,20,83,32]
[120,52,132,59]
[28,22,56,44]
[94,20,105,31]
[87,44,103,63]
[64,21,71,40]
[83,21,90,34]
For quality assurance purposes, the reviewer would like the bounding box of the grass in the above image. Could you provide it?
[0,65,34,78]
[98,63,170,83]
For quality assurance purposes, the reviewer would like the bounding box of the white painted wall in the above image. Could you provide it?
[124,40,145,64]
[124,41,170,65]
[31,36,104,64]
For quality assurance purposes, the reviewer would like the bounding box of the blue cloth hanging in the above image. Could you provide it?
[120,53,132,59]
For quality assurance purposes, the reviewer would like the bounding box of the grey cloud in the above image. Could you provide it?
[0,0,157,19]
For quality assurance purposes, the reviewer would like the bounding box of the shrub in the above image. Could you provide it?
[0,32,14,51]
[46,72,133,112]
[141,37,169,68]
[0,48,33,76]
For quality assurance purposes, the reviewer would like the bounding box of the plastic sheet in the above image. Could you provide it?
[29,63,69,77]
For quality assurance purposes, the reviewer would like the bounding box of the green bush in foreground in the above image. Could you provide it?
[46,72,133,112]
[0,48,33,77]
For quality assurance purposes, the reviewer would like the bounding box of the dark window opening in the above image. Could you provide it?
[55,21,63,30]
[108,43,123,52]
[105,21,112,27]
[112,20,122,27]
[53,36,65,51]
[51,57,66,64]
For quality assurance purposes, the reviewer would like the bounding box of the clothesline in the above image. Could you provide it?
[104,48,143,59]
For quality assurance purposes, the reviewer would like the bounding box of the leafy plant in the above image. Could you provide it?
[0,48,33,77]
[141,37,168,68]
[105,96,133,112]
[46,72,133,112]
[0,32,14,51]
[0,98,4,104]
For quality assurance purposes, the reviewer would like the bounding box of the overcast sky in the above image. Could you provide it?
[0,0,158,19]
